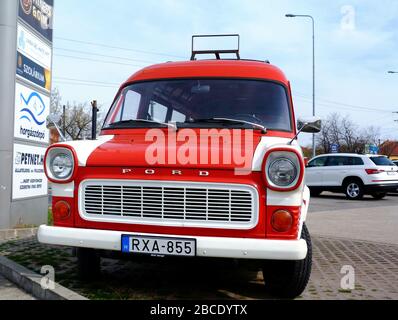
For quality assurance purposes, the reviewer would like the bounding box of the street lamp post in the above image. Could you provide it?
[286,14,316,158]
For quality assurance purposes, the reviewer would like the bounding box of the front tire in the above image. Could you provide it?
[77,248,101,280]
[262,224,312,299]
[344,179,364,200]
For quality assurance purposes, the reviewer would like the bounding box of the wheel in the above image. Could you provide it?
[310,188,322,197]
[371,192,386,200]
[262,224,312,299]
[344,179,364,200]
[77,248,101,280]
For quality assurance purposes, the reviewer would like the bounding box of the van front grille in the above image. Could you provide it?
[79,180,259,230]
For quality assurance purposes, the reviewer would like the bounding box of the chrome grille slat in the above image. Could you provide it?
[81,181,257,229]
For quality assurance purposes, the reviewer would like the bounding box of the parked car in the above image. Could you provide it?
[38,35,321,298]
[306,153,398,200]
[393,161,398,167]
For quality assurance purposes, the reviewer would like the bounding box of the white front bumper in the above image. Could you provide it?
[38,225,308,261]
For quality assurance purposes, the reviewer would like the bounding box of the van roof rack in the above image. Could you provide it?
[191,34,241,61]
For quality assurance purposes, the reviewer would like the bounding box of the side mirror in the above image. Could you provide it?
[297,117,322,133]
[289,117,322,145]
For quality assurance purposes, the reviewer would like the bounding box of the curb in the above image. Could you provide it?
[0,228,38,241]
[0,256,88,300]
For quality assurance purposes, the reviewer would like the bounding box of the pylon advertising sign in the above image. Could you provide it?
[0,0,54,229]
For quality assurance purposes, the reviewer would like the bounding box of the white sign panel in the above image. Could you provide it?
[17,23,52,69]
[14,82,50,143]
[12,144,48,200]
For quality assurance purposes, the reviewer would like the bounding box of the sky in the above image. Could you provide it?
[51,0,398,146]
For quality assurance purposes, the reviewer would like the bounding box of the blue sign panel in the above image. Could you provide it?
[18,0,54,42]
[331,144,339,154]
[16,52,51,91]
[369,145,379,155]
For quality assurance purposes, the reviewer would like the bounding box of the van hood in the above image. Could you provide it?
[85,132,262,171]
[61,132,295,171]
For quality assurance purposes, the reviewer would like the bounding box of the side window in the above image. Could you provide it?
[121,90,141,121]
[308,157,327,167]
[326,156,346,166]
[349,157,364,166]
[149,101,168,122]
[171,110,186,123]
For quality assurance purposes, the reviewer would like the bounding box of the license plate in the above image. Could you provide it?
[121,235,196,257]
[388,171,397,175]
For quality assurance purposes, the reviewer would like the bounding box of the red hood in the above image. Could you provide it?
[87,130,263,170]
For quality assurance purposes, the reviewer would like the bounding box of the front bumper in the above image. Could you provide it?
[38,225,308,261]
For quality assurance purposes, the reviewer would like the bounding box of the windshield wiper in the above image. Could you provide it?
[108,119,177,130]
[187,118,267,132]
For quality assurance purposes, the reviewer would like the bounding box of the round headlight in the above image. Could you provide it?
[50,153,73,179]
[268,158,298,187]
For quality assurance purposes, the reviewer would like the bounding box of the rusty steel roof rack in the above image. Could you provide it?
[191,34,241,61]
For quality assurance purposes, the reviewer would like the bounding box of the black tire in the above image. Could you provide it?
[344,179,364,200]
[262,224,312,299]
[371,192,387,200]
[310,189,322,197]
[77,248,101,280]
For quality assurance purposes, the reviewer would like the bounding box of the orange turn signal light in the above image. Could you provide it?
[271,210,293,233]
[53,201,71,221]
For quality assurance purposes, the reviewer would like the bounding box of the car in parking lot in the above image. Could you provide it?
[306,153,398,200]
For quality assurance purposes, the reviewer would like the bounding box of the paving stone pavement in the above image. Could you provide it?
[0,274,35,300]
[0,235,397,300]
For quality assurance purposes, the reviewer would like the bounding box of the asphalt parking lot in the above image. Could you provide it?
[307,192,398,245]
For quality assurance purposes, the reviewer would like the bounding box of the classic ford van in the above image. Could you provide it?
[39,36,320,298]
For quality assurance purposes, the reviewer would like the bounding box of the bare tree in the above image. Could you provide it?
[315,113,381,155]
[50,88,104,141]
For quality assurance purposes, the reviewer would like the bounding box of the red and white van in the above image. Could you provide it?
[39,36,320,298]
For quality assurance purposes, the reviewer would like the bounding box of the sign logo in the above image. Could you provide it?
[16,52,51,91]
[19,91,46,126]
[18,28,26,50]
[14,82,50,143]
[20,0,33,15]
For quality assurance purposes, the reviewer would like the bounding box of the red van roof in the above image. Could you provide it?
[124,60,289,85]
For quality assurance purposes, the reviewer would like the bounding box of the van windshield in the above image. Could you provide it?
[103,79,292,131]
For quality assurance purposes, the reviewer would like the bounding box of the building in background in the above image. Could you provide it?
[380,141,398,160]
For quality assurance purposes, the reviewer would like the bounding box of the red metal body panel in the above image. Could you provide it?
[124,60,290,86]
[88,130,262,169]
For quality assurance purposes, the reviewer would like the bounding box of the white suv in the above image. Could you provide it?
[306,154,398,200]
